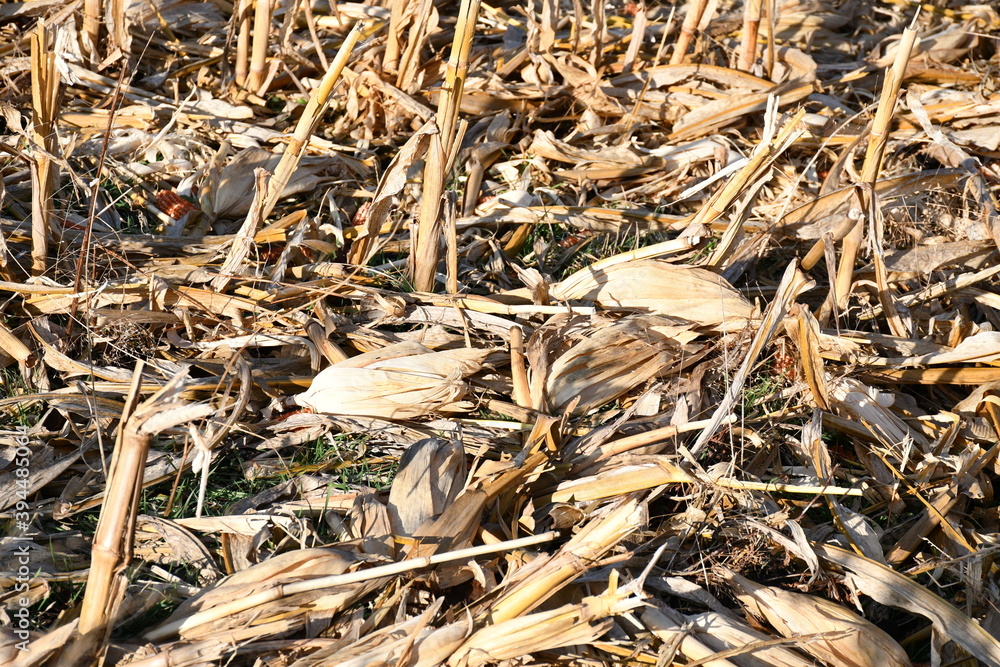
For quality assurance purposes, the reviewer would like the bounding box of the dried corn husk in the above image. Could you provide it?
[452,593,639,667]
[293,342,491,419]
[721,568,911,667]
[204,147,336,219]
[387,438,466,538]
[814,544,1000,666]
[150,548,385,641]
[687,612,816,667]
[829,377,927,447]
[550,260,755,331]
[535,314,698,414]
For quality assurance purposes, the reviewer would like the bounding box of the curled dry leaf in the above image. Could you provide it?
[149,547,382,641]
[550,260,755,331]
[387,438,466,539]
[206,147,337,219]
[294,342,491,419]
[687,612,816,667]
[452,594,636,667]
[721,567,911,667]
[535,314,699,415]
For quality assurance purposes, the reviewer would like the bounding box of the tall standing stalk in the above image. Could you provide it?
[738,0,762,72]
[247,0,272,93]
[832,12,920,310]
[412,0,481,292]
[30,21,59,278]
[261,22,365,221]
[383,0,408,74]
[670,0,708,64]
[234,0,252,88]
[83,0,101,62]
[64,368,214,665]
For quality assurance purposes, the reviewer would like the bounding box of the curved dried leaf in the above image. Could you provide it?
[541,315,698,414]
[551,260,754,331]
[721,568,911,667]
[294,346,491,418]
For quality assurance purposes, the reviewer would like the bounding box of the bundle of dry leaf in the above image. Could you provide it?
[2,0,1000,665]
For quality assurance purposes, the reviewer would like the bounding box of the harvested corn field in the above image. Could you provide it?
[2,0,1000,665]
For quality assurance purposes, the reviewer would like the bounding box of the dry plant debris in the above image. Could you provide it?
[1,0,1000,665]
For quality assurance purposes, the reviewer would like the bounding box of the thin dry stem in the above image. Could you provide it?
[262,21,365,220]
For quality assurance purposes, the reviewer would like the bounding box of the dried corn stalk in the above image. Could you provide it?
[453,592,640,667]
[484,498,646,623]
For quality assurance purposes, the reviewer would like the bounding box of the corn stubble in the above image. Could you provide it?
[6,0,1000,666]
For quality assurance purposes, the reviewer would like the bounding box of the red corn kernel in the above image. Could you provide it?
[156,190,199,220]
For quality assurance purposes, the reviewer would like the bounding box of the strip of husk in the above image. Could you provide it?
[788,303,829,410]
[210,168,267,292]
[347,122,435,265]
[293,342,491,419]
[550,260,754,332]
